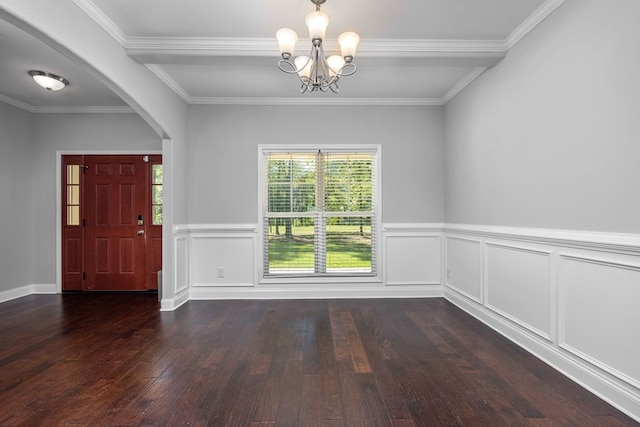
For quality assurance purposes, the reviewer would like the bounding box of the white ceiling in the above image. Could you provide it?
[0,0,565,111]
[0,17,128,112]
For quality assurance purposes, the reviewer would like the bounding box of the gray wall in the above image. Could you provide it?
[31,113,161,284]
[444,0,640,233]
[0,103,35,292]
[187,105,445,224]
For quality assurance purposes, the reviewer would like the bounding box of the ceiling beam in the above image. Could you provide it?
[125,37,506,68]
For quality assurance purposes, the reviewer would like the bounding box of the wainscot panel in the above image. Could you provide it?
[160,228,190,311]
[559,255,640,390]
[187,224,257,288]
[174,232,189,293]
[444,224,640,423]
[383,223,443,286]
[484,242,553,341]
[445,235,482,303]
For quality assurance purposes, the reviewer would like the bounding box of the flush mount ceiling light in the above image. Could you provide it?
[276,0,359,94]
[28,70,69,91]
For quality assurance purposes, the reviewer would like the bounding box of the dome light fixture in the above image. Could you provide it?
[276,0,359,94]
[28,70,69,91]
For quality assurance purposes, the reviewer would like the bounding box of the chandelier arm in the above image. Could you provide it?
[278,59,301,75]
[299,75,311,89]
[324,71,339,89]
[334,62,357,78]
[329,82,339,94]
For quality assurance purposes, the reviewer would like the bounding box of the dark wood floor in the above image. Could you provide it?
[0,295,637,426]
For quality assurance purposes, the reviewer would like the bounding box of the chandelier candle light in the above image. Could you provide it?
[276,0,359,94]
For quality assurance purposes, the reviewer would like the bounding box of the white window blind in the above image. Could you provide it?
[262,149,377,277]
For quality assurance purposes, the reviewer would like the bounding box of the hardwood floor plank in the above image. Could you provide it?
[0,295,637,426]
[274,360,303,427]
[329,306,351,363]
[390,359,459,426]
[341,310,372,374]
[299,373,324,426]
[251,346,291,424]
[340,372,391,426]
[316,305,343,422]
[350,305,415,421]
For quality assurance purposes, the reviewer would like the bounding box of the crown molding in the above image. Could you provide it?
[0,93,134,114]
[30,105,136,114]
[126,37,276,57]
[146,63,444,106]
[0,93,34,112]
[441,67,487,104]
[505,0,565,49]
[357,39,506,54]
[145,64,192,103]
[71,0,128,45]
[188,97,444,106]
[125,37,508,59]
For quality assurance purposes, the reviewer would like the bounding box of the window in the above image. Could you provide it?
[66,164,81,226]
[151,164,163,225]
[261,146,379,278]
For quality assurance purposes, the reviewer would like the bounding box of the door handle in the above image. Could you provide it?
[137,230,145,235]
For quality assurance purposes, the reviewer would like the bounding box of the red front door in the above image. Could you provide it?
[62,155,162,291]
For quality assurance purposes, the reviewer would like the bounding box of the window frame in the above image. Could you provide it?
[258,144,382,284]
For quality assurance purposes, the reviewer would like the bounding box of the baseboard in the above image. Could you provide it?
[160,288,189,311]
[32,284,57,294]
[445,288,640,423]
[190,286,444,300]
[0,283,57,304]
[0,285,32,304]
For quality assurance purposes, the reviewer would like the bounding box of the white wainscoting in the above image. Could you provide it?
[444,224,640,422]
[173,222,444,301]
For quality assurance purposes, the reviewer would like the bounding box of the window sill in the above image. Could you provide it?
[259,274,383,286]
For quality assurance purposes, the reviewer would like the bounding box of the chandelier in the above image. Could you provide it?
[276,0,360,94]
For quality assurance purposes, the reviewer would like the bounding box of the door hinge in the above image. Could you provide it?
[82,219,86,227]
[80,164,88,173]
[82,272,86,280]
